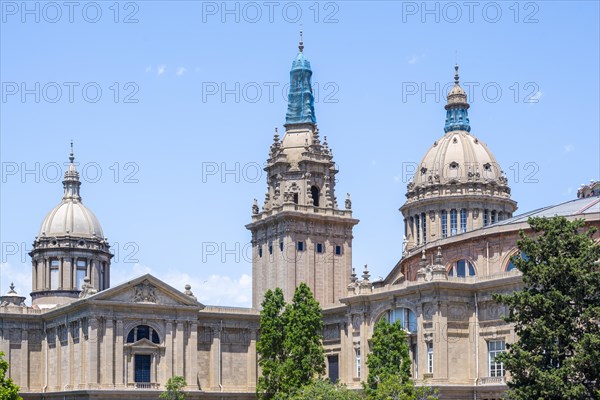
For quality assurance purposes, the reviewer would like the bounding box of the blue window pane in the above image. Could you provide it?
[457,260,466,277]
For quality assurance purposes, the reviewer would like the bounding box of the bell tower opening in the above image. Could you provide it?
[311,186,320,207]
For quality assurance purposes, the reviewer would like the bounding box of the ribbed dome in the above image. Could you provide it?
[37,144,104,239]
[412,130,506,187]
[39,200,104,238]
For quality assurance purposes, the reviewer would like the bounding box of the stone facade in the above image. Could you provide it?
[2,39,599,400]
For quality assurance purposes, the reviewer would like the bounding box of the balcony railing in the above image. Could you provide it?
[478,376,506,385]
[127,382,160,389]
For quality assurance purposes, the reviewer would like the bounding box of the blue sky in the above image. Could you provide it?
[1,1,599,306]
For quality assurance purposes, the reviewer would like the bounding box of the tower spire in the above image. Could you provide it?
[285,33,316,126]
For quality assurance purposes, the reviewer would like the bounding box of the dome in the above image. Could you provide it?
[411,130,506,187]
[37,144,104,239]
[38,199,104,239]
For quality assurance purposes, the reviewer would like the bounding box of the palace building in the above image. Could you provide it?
[1,37,598,400]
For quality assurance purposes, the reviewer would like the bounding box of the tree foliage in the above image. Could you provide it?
[257,283,325,399]
[365,318,412,399]
[493,216,600,400]
[257,288,286,399]
[0,352,21,400]
[159,376,186,400]
[291,379,364,400]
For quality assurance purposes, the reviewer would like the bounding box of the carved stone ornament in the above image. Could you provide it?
[132,280,158,303]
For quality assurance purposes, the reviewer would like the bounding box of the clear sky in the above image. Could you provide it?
[1,1,599,306]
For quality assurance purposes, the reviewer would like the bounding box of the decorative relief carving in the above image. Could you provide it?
[132,280,158,303]
[351,314,362,330]
[423,304,435,321]
[222,328,250,345]
[323,324,340,341]
[448,304,468,321]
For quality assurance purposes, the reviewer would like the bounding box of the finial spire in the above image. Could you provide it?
[299,30,304,53]
[62,141,82,201]
[454,64,459,85]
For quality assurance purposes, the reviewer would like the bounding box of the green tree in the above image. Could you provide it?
[159,376,186,400]
[365,318,412,399]
[257,284,326,399]
[291,379,364,400]
[281,282,326,395]
[493,216,600,400]
[257,288,286,399]
[0,352,21,400]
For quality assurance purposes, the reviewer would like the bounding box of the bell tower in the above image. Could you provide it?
[246,33,359,309]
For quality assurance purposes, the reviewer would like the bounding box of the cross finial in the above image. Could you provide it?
[69,140,75,163]
[299,30,304,53]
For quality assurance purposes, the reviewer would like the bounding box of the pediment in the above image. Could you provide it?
[88,274,203,308]
[124,337,164,350]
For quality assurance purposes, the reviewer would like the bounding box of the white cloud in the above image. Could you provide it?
[564,144,575,153]
[176,67,187,76]
[110,263,252,307]
[157,65,166,76]
[408,54,424,64]
[0,262,32,303]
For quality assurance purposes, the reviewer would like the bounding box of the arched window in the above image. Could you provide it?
[311,186,320,207]
[450,209,458,236]
[126,325,160,344]
[507,251,528,271]
[448,259,476,277]
[483,209,489,226]
[387,307,417,333]
[491,210,497,224]
[441,210,448,238]
[460,209,467,233]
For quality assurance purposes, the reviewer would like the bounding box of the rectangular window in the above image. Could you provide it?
[50,259,60,290]
[76,260,87,290]
[134,354,152,383]
[415,215,420,245]
[421,213,427,244]
[488,340,506,377]
[484,209,489,226]
[412,344,418,379]
[441,210,447,238]
[450,209,457,236]
[491,210,497,224]
[460,209,467,233]
[335,245,342,255]
[355,348,361,378]
[279,241,284,252]
[269,244,273,255]
[316,243,323,253]
[297,241,304,252]
[327,355,339,383]
[427,342,433,374]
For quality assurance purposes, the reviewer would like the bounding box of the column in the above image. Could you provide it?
[88,318,98,387]
[209,326,221,390]
[20,330,29,391]
[104,319,114,386]
[165,322,173,380]
[176,322,184,377]
[246,328,257,390]
[115,320,124,387]
[187,322,198,389]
